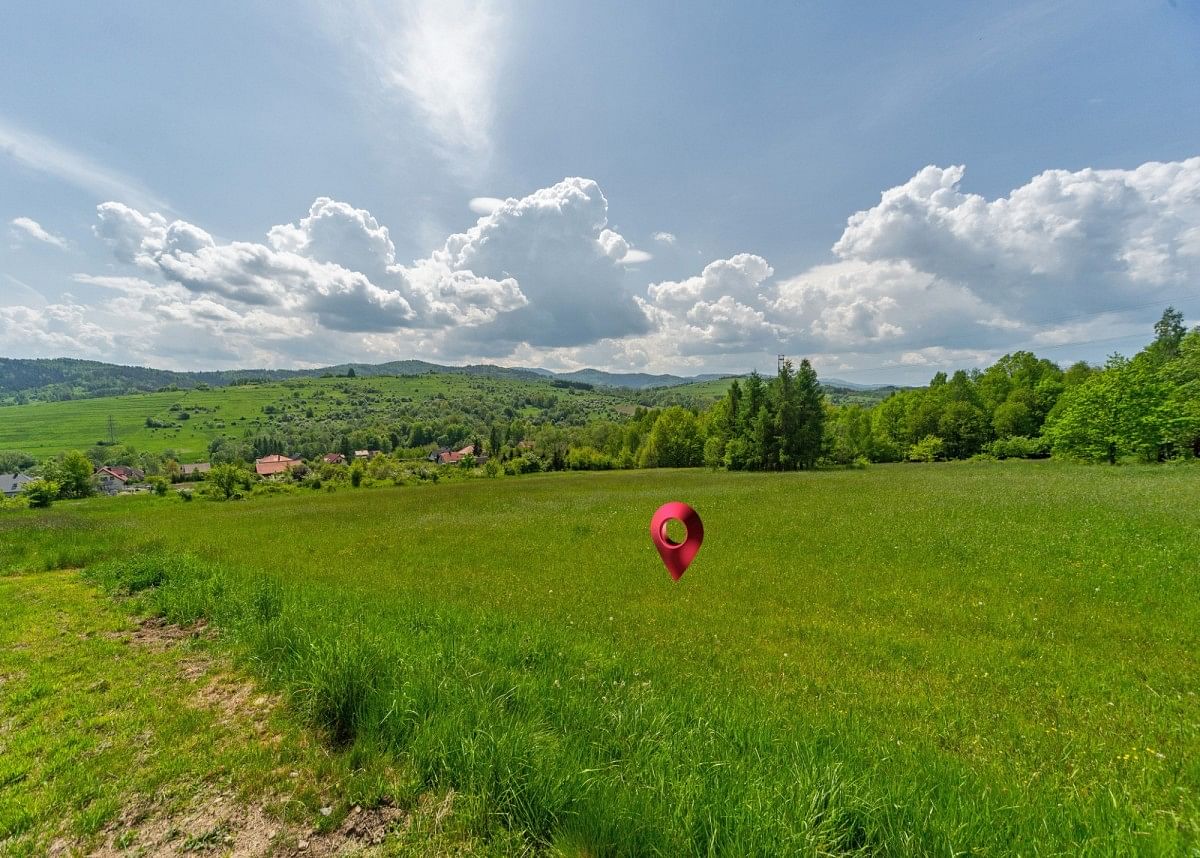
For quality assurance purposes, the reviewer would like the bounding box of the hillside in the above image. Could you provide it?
[0,357,742,404]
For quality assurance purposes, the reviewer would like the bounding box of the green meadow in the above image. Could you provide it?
[3,461,1198,853]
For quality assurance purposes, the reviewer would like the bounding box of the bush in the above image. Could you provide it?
[988,435,1050,460]
[148,476,170,496]
[907,435,945,463]
[22,478,60,508]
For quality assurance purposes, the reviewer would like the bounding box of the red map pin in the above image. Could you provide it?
[650,501,704,580]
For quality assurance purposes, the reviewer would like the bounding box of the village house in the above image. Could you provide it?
[353,449,381,460]
[322,453,346,465]
[178,462,211,478]
[95,465,147,495]
[254,454,301,478]
[1,472,34,498]
[434,444,488,466]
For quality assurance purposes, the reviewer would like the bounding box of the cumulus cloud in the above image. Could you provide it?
[430,177,651,350]
[0,301,115,358]
[652,231,677,245]
[14,158,1199,376]
[94,198,525,332]
[10,217,68,249]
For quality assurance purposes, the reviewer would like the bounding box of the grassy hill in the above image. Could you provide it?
[0,357,733,404]
[0,370,894,463]
[3,461,1197,852]
[0,373,645,461]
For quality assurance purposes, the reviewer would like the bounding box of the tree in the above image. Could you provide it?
[0,450,35,474]
[992,399,1035,440]
[208,463,255,499]
[1045,355,1168,463]
[22,478,59,508]
[641,407,703,468]
[938,402,988,458]
[45,450,95,498]
[1149,306,1186,362]
[346,366,357,378]
[791,359,825,469]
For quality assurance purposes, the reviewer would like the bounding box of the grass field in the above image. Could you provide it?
[2,461,1198,853]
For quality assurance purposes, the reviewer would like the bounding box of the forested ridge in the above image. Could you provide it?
[2,310,1195,500]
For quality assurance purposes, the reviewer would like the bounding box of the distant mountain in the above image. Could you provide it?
[554,368,729,389]
[0,357,728,404]
[820,378,894,391]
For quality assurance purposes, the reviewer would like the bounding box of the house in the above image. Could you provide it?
[0,472,34,498]
[95,465,146,495]
[178,462,211,478]
[436,444,487,466]
[353,449,381,460]
[254,454,301,477]
[322,453,346,465]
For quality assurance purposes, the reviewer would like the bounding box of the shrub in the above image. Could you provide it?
[22,478,60,508]
[907,435,945,463]
[988,435,1050,460]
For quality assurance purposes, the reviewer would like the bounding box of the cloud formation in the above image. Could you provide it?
[10,217,67,249]
[8,158,1199,376]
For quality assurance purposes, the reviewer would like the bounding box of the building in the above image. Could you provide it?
[0,472,34,498]
[322,453,346,464]
[178,462,211,478]
[353,449,381,460]
[254,454,301,477]
[95,465,146,495]
[435,444,487,466]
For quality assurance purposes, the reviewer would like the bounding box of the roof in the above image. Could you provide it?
[96,465,145,483]
[179,462,211,474]
[322,453,346,463]
[437,446,478,465]
[254,454,300,476]
[0,473,34,494]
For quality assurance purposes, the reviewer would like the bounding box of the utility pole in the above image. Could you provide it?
[107,415,118,445]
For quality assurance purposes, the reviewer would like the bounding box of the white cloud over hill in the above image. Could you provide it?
[5,157,1199,376]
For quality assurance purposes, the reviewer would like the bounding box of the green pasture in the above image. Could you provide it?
[2,461,1197,853]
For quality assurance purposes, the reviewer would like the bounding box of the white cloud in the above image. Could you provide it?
[15,158,1200,377]
[94,198,526,332]
[652,231,677,245]
[10,217,68,249]
[430,177,651,350]
[620,248,653,265]
[469,196,505,215]
[0,116,168,211]
[0,301,116,359]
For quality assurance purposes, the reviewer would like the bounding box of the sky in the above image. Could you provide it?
[2,1,1199,384]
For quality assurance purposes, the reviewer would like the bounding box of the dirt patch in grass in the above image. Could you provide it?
[126,616,213,651]
[93,794,406,857]
[87,617,410,856]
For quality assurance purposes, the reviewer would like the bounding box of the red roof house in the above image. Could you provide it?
[254,454,301,477]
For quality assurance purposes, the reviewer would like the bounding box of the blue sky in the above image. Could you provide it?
[2,1,1199,382]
